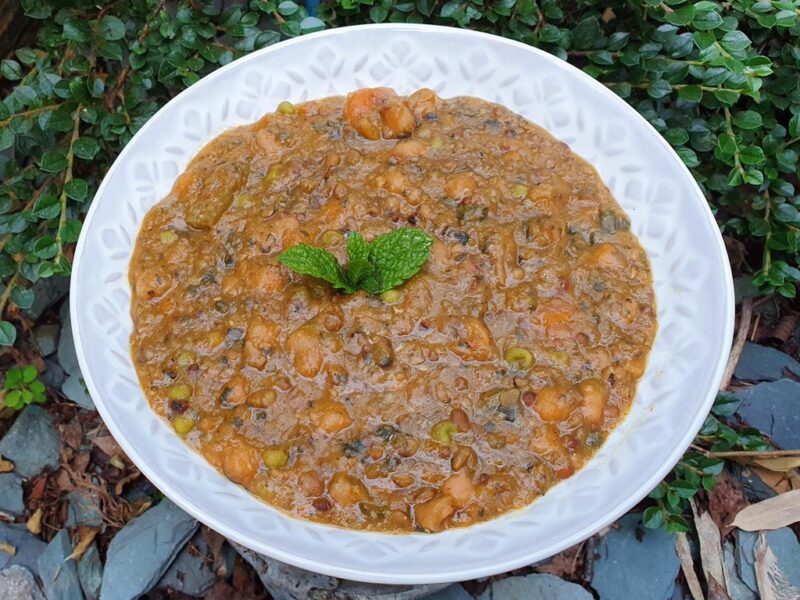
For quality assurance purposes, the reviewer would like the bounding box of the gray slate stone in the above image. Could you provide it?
[40,359,65,390]
[722,541,756,600]
[0,524,47,577]
[736,528,800,594]
[33,324,60,358]
[37,529,83,600]
[590,512,680,600]
[0,474,24,516]
[0,565,45,600]
[733,342,800,382]
[100,499,198,600]
[733,379,800,449]
[22,277,70,322]
[425,584,472,600]
[235,543,449,600]
[61,374,94,411]
[57,302,79,376]
[732,464,777,502]
[78,543,102,600]
[65,490,103,528]
[477,574,592,599]
[0,406,61,478]
[156,532,216,597]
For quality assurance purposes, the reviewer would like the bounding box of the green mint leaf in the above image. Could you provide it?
[278,244,352,292]
[344,232,376,288]
[368,228,433,293]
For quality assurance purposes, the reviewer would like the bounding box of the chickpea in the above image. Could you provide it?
[442,473,475,507]
[444,173,477,199]
[299,470,325,497]
[328,472,369,506]
[222,443,259,485]
[286,325,323,378]
[534,385,575,422]
[414,495,456,532]
[577,378,609,425]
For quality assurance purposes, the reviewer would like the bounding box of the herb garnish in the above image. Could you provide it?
[278,227,433,294]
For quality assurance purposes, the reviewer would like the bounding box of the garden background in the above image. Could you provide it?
[0,0,799,598]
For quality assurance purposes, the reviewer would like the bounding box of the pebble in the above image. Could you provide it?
[37,529,83,600]
[61,373,95,411]
[0,406,61,478]
[736,528,800,594]
[733,379,800,449]
[100,499,198,600]
[0,565,45,600]
[40,359,65,390]
[33,324,60,357]
[22,276,70,322]
[477,574,592,599]
[57,301,79,376]
[733,342,800,382]
[722,540,756,600]
[65,490,104,529]
[156,532,216,597]
[78,543,103,600]
[0,474,24,516]
[235,543,449,600]
[0,524,46,577]
[590,512,680,600]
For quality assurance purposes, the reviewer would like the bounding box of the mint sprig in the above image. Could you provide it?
[278,228,433,294]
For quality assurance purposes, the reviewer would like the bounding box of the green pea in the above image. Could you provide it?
[173,415,196,435]
[277,101,296,115]
[159,230,178,244]
[320,230,344,246]
[505,347,534,370]
[263,164,284,188]
[511,184,529,199]
[263,448,289,468]
[175,351,196,368]
[380,289,402,304]
[168,383,193,401]
[431,420,458,444]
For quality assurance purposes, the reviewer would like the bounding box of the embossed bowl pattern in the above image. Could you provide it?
[71,24,734,584]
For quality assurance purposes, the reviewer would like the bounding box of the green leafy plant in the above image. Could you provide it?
[2,365,46,410]
[642,393,768,532]
[278,228,433,293]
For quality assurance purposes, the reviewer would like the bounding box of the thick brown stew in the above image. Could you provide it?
[129,88,656,532]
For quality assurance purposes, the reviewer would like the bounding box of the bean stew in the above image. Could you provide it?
[129,88,657,533]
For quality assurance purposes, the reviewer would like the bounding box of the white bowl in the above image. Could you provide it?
[71,24,733,584]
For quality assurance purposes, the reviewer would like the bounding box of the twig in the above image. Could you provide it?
[55,107,82,257]
[0,272,20,318]
[720,297,753,390]
[703,449,800,459]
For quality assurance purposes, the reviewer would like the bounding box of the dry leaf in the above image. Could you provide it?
[601,7,616,22]
[26,508,42,535]
[67,528,97,561]
[109,455,125,469]
[0,456,14,473]
[748,457,800,472]
[675,533,704,600]
[732,490,800,531]
[90,435,125,460]
[534,543,582,578]
[0,542,15,556]
[749,466,800,495]
[754,532,800,600]
[690,498,726,594]
[114,470,140,496]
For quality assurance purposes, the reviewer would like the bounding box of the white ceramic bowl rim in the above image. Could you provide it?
[71,24,733,584]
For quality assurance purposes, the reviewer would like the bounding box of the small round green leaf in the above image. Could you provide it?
[0,321,16,346]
